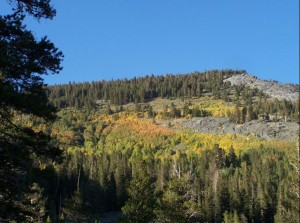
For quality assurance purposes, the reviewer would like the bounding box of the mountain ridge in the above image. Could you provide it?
[224,73,299,101]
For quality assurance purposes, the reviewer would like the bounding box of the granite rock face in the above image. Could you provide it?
[181,117,299,141]
[224,74,299,101]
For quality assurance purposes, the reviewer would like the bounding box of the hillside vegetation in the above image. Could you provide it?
[19,105,299,223]
[4,69,297,222]
[16,70,299,222]
[47,70,299,123]
[1,0,298,222]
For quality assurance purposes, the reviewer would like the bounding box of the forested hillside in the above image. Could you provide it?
[1,0,298,222]
[17,105,299,223]
[40,70,300,222]
[2,62,299,222]
[47,70,299,123]
[48,69,241,107]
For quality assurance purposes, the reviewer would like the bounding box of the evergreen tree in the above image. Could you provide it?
[155,176,199,223]
[63,190,90,223]
[182,102,190,117]
[234,104,241,124]
[214,144,226,169]
[147,105,155,118]
[0,1,63,221]
[24,183,47,223]
[105,104,113,115]
[226,145,238,167]
[246,104,254,122]
[121,163,156,223]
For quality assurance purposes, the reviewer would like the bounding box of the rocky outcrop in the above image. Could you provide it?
[181,117,299,141]
[224,74,299,101]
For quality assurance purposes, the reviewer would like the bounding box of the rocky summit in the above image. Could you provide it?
[224,73,299,101]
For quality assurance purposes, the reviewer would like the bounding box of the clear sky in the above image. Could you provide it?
[1,0,299,84]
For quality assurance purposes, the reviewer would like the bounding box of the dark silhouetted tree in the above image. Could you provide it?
[0,1,63,221]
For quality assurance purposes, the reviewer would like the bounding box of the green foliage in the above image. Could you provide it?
[274,144,300,223]
[31,108,298,222]
[121,163,156,223]
[48,69,244,108]
[155,176,199,223]
[1,2,299,223]
[47,70,299,122]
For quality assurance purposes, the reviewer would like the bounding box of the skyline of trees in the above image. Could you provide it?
[47,70,299,123]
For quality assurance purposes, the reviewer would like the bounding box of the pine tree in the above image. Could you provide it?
[147,105,155,118]
[234,104,241,124]
[155,176,198,223]
[214,144,226,169]
[121,163,156,223]
[182,102,190,117]
[246,104,254,122]
[226,145,238,167]
[0,1,63,221]
[63,190,90,223]
[24,183,47,223]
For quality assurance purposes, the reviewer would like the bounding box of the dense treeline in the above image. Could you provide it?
[47,70,299,123]
[58,145,298,223]
[47,69,243,108]
[20,108,299,223]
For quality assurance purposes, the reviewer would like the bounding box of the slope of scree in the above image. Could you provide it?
[224,73,299,101]
[181,117,299,141]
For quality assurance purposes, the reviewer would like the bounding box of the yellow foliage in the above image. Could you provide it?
[51,127,83,147]
[56,107,296,162]
[190,97,236,117]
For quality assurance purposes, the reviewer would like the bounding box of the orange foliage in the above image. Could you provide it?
[116,116,174,137]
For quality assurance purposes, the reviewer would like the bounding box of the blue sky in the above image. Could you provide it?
[1,0,299,84]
